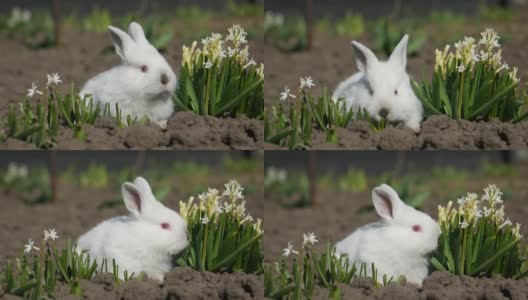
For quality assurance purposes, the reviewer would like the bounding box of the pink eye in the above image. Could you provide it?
[141,65,148,73]
[161,223,170,230]
[412,225,422,232]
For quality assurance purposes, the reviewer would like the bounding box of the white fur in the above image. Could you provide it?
[333,35,423,132]
[77,177,188,282]
[80,22,176,128]
[335,184,440,286]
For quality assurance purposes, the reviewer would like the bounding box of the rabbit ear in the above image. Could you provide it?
[389,34,409,68]
[372,184,404,221]
[133,177,153,196]
[122,182,143,217]
[108,25,135,61]
[128,22,148,44]
[351,40,379,73]
[122,177,155,217]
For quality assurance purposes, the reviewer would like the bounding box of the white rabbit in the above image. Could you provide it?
[333,35,423,132]
[77,177,188,282]
[80,22,177,129]
[335,184,440,286]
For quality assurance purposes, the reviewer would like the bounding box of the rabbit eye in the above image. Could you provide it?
[141,65,148,73]
[161,223,170,230]
[394,89,398,95]
[412,225,422,232]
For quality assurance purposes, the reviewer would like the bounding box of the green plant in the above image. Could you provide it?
[1,76,135,148]
[174,25,264,118]
[0,8,55,48]
[429,10,466,26]
[265,167,310,208]
[0,163,51,203]
[226,0,263,17]
[431,166,469,182]
[373,18,426,58]
[265,80,386,149]
[264,14,307,52]
[82,7,112,32]
[0,229,137,299]
[335,13,365,38]
[172,161,210,177]
[174,180,263,273]
[79,163,109,188]
[174,5,213,21]
[337,167,368,193]
[432,185,528,278]
[481,160,517,177]
[222,156,259,173]
[265,238,396,299]
[412,29,528,122]
[478,4,514,22]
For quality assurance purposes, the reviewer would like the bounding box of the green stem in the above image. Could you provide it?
[457,71,465,119]
[204,67,212,115]
[460,226,467,275]
[202,225,208,270]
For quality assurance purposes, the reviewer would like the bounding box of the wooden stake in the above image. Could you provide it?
[51,0,61,47]
[48,151,58,202]
[307,152,317,205]
[304,0,314,50]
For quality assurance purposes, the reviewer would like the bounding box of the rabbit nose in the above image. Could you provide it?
[379,108,389,118]
[161,73,169,85]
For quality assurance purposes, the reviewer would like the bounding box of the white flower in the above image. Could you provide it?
[24,238,40,254]
[457,197,466,206]
[460,220,469,229]
[457,63,466,73]
[46,73,62,86]
[283,242,299,257]
[497,64,509,73]
[475,210,483,219]
[204,60,213,69]
[27,82,43,98]
[279,86,296,101]
[201,216,210,224]
[300,76,315,89]
[303,232,318,245]
[243,59,257,70]
[483,207,491,217]
[44,228,59,241]
[499,218,512,229]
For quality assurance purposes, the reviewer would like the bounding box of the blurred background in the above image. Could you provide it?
[265,0,525,19]
[263,151,528,260]
[0,0,262,15]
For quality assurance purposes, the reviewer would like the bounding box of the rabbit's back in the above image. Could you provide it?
[333,72,373,112]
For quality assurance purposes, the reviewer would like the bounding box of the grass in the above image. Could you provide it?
[264,240,400,299]
[372,18,426,58]
[265,167,310,208]
[174,25,264,118]
[0,232,138,299]
[174,180,264,274]
[0,77,146,148]
[265,82,387,149]
[433,185,528,278]
[0,163,51,204]
[411,29,528,123]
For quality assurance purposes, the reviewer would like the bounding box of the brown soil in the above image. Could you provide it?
[0,166,264,299]
[310,272,528,300]
[0,112,263,150]
[264,11,528,150]
[0,17,264,150]
[264,162,528,298]
[265,115,528,150]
